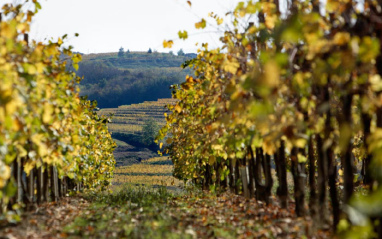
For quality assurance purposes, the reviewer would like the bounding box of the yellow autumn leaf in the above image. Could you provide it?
[263,140,277,155]
[0,107,4,123]
[263,60,280,87]
[326,0,340,13]
[16,22,28,33]
[223,58,240,74]
[5,97,21,116]
[0,21,17,39]
[24,161,36,175]
[212,144,223,151]
[294,72,304,87]
[195,19,207,29]
[43,103,54,124]
[262,2,276,14]
[72,134,79,144]
[370,75,382,92]
[32,134,49,157]
[265,14,277,29]
[163,40,174,48]
[333,32,350,46]
[175,105,182,113]
[295,138,307,148]
[297,154,307,163]
[16,144,28,158]
[0,163,11,188]
[209,155,216,165]
[0,163,11,180]
[35,62,45,73]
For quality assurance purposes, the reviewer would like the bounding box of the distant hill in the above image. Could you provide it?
[76,51,193,108]
[100,98,176,147]
[81,51,191,69]
[100,98,176,166]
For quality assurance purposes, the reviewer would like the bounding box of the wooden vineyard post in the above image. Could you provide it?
[58,178,62,198]
[43,165,49,202]
[234,159,241,195]
[220,162,228,189]
[264,154,273,204]
[254,148,265,202]
[17,159,22,203]
[277,141,288,209]
[316,134,329,225]
[36,167,42,204]
[322,81,340,230]
[248,147,256,198]
[50,166,59,202]
[229,159,235,192]
[28,169,34,205]
[291,147,306,217]
[240,165,250,199]
[308,136,317,221]
[215,163,221,190]
[274,142,287,209]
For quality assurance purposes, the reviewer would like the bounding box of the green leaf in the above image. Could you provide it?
[178,30,188,40]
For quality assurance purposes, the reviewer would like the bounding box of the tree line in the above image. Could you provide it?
[118,47,187,57]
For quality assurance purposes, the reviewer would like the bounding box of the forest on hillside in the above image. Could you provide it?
[76,52,193,108]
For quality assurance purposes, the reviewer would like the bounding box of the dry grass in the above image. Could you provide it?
[115,164,172,175]
[143,157,170,164]
[112,157,182,187]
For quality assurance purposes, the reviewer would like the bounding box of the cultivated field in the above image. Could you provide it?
[100,98,177,135]
[112,156,183,187]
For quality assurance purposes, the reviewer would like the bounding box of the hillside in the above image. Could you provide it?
[100,98,176,166]
[101,98,176,135]
[81,51,196,69]
[77,51,193,108]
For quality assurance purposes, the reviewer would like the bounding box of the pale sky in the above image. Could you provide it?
[7,0,243,54]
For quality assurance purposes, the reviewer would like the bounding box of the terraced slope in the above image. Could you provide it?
[98,98,175,166]
[100,98,176,135]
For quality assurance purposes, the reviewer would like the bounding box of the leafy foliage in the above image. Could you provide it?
[158,0,382,236]
[0,1,115,216]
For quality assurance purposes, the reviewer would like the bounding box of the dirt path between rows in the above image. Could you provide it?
[0,197,89,239]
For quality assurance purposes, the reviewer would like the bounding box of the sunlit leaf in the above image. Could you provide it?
[195,19,207,29]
